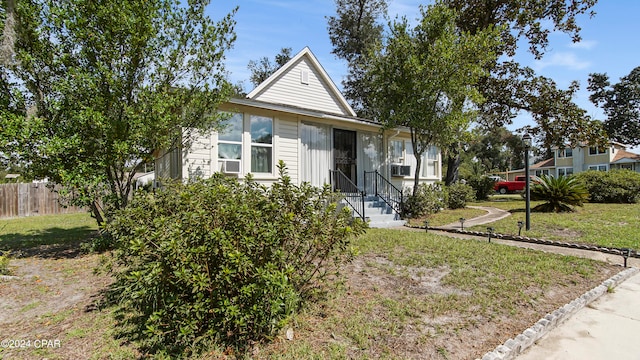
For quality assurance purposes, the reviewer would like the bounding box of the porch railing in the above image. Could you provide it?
[364,170,403,215]
[329,169,366,221]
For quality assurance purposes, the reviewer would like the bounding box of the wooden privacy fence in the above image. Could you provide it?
[0,183,84,219]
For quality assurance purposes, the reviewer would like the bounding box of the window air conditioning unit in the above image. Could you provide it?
[219,159,241,174]
[391,164,411,177]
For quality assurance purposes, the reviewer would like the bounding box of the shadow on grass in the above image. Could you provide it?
[0,226,99,259]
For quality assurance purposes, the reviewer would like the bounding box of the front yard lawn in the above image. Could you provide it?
[248,229,617,359]
[0,213,622,359]
[468,197,640,251]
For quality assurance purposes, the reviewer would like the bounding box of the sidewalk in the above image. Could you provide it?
[517,269,640,360]
[424,206,640,360]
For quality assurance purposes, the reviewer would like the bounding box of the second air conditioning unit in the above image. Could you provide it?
[390,164,411,177]
[219,159,241,174]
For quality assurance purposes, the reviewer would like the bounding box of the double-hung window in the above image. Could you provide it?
[557,167,574,176]
[588,164,608,172]
[250,115,273,173]
[421,146,439,178]
[218,113,243,161]
[557,148,573,158]
[589,146,606,155]
[389,140,403,163]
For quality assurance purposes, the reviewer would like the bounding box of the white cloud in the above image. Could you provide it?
[568,40,598,50]
[533,52,591,71]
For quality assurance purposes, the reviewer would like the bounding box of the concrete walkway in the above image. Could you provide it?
[415,206,640,360]
[517,270,640,360]
[438,205,511,230]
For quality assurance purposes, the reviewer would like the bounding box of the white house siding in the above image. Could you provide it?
[276,116,299,184]
[383,137,441,192]
[251,58,350,117]
[182,130,213,179]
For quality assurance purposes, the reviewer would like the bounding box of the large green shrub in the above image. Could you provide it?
[106,162,366,356]
[465,175,495,201]
[530,175,589,212]
[575,169,640,203]
[446,182,476,209]
[402,183,446,218]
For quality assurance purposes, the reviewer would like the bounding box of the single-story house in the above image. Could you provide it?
[154,47,442,226]
[499,142,640,180]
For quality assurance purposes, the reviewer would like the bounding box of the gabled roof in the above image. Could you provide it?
[247,47,357,117]
[612,149,640,163]
[531,158,555,169]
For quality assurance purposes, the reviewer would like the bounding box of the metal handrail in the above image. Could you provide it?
[364,170,403,215]
[329,170,366,221]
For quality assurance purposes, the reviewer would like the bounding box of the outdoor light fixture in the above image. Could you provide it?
[459,217,466,230]
[621,248,632,268]
[517,221,524,236]
[487,227,494,243]
[522,133,532,231]
[424,220,429,233]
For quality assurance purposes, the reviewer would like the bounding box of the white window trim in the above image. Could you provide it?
[588,146,607,156]
[557,148,573,158]
[588,164,609,171]
[557,167,574,176]
[215,112,277,178]
[248,114,275,176]
[217,112,244,174]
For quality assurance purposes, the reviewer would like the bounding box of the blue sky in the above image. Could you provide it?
[211,0,639,149]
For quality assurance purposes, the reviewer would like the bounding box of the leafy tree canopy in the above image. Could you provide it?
[588,66,640,146]
[465,127,526,173]
[365,4,501,193]
[327,0,387,117]
[0,0,237,225]
[247,47,292,88]
[443,0,606,149]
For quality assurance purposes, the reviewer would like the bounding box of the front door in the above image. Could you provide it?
[333,129,357,186]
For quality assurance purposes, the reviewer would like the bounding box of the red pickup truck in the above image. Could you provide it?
[493,175,540,194]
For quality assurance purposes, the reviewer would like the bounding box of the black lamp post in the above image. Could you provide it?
[523,133,532,231]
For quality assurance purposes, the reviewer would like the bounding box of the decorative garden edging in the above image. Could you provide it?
[474,267,639,360]
[404,224,640,261]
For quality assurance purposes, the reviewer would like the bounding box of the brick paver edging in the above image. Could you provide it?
[473,267,639,360]
[404,224,640,259]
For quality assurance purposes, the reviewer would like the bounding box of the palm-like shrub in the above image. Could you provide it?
[530,175,589,212]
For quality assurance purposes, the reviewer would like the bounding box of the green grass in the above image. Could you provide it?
[250,228,613,359]
[0,211,623,359]
[0,212,98,253]
[468,196,640,250]
[406,207,487,227]
[354,230,600,313]
[0,251,10,275]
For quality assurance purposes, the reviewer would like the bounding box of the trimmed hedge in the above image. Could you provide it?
[574,169,640,203]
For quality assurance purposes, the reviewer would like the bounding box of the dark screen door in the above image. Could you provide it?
[333,129,357,186]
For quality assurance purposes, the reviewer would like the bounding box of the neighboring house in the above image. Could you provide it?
[154,47,442,226]
[500,142,640,180]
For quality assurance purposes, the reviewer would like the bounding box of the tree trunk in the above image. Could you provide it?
[445,149,460,186]
[89,200,105,229]
[413,154,422,196]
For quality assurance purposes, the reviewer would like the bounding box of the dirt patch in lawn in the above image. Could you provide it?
[255,254,619,360]
[548,227,583,239]
[0,253,138,359]
[0,246,620,360]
